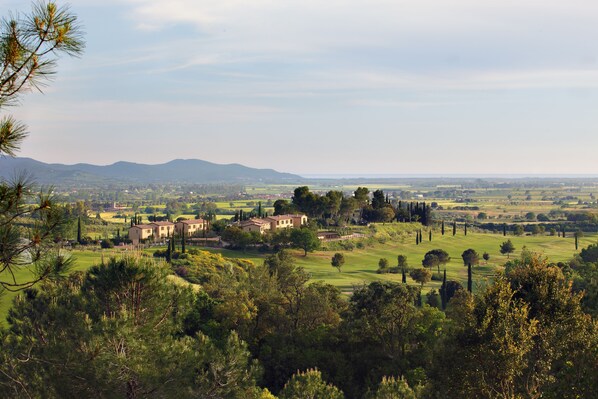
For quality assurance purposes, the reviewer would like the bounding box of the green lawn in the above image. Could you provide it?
[203,227,593,295]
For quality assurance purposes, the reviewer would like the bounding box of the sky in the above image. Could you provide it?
[3,0,598,176]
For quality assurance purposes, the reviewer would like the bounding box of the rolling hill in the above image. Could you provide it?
[0,157,303,185]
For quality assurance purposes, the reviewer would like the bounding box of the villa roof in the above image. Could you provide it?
[149,221,175,226]
[178,219,206,225]
[130,224,154,230]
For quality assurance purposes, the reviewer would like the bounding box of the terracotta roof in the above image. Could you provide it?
[130,224,154,229]
[240,219,268,226]
[149,221,175,226]
[265,215,293,221]
[178,219,206,225]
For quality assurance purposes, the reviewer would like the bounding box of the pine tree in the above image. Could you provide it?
[77,216,82,244]
[441,269,447,310]
[467,263,472,293]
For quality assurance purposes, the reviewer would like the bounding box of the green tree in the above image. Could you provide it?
[525,212,536,220]
[423,249,450,273]
[0,257,262,397]
[430,279,538,398]
[0,1,84,294]
[410,268,432,287]
[290,228,320,256]
[500,239,516,258]
[279,369,344,399]
[354,187,370,207]
[461,248,480,266]
[331,252,345,272]
[367,376,416,399]
[514,224,525,236]
[76,216,82,243]
[379,258,389,270]
[483,251,490,264]
[421,253,439,272]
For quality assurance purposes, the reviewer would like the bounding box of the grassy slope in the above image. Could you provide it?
[205,226,593,294]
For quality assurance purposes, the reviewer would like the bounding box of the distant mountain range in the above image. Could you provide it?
[0,157,303,185]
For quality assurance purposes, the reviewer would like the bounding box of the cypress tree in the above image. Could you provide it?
[562,226,566,238]
[416,234,419,245]
[181,234,186,254]
[429,230,432,242]
[116,228,120,238]
[402,267,407,284]
[464,223,468,236]
[419,229,423,243]
[467,263,472,293]
[130,218,134,228]
[171,233,176,252]
[503,223,507,236]
[441,220,445,235]
[575,234,578,250]
[441,269,447,310]
[453,221,457,236]
[77,216,82,244]
[258,201,262,217]
[166,240,171,263]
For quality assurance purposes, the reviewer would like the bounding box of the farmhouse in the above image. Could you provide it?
[149,221,175,239]
[128,224,155,244]
[239,219,272,234]
[239,214,308,234]
[175,219,208,237]
[128,221,175,244]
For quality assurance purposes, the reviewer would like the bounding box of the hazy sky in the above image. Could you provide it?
[4,0,598,176]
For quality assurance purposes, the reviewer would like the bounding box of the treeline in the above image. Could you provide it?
[273,186,433,226]
[1,249,596,398]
